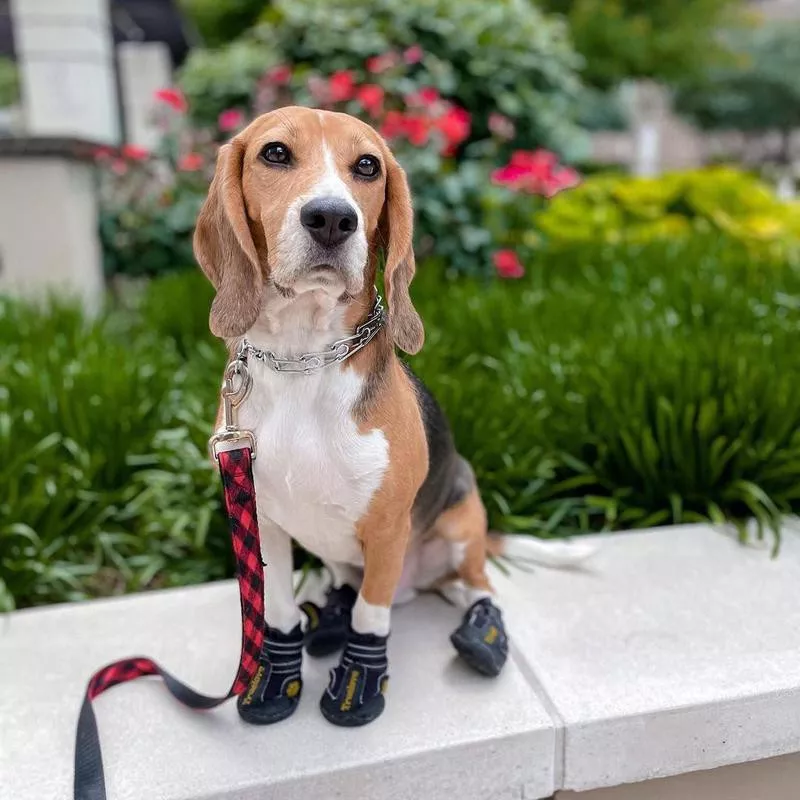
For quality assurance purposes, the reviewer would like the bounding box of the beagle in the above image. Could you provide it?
[194,107,594,727]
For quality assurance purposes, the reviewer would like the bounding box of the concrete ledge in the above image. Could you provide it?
[0,583,555,800]
[3,524,800,799]
[492,523,800,792]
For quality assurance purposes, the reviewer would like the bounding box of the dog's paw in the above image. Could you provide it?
[319,628,388,727]
[302,583,358,658]
[450,598,509,677]
[237,623,304,725]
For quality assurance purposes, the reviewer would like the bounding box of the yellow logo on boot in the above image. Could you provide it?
[341,670,360,711]
[241,666,265,706]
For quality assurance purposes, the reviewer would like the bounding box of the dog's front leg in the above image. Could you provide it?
[237,515,304,725]
[319,514,411,727]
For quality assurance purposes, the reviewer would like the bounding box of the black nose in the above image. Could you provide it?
[300,197,358,247]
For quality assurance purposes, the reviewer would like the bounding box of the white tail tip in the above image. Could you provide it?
[499,534,598,569]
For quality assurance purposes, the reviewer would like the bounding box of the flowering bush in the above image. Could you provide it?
[96,90,215,278]
[179,0,587,158]
[98,62,580,280]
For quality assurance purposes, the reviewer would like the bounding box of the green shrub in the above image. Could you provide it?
[0,57,19,108]
[3,236,800,609]
[179,0,588,159]
[535,167,800,254]
[0,286,228,611]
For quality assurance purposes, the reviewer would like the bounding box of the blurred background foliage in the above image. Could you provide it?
[0,56,19,108]
[3,0,800,609]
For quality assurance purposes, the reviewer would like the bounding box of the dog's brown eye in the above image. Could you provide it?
[353,155,380,179]
[261,142,292,165]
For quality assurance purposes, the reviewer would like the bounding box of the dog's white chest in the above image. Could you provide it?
[239,365,389,566]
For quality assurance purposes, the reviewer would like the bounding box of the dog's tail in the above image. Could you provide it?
[487,532,597,569]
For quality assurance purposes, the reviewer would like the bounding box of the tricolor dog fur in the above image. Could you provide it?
[194,106,594,727]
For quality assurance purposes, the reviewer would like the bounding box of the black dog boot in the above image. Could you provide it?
[301,583,358,657]
[237,623,304,725]
[450,597,509,677]
[319,628,389,727]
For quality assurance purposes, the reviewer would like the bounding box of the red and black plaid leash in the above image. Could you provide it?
[73,446,264,800]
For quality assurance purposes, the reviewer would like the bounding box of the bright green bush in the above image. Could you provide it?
[535,167,800,253]
[3,236,800,610]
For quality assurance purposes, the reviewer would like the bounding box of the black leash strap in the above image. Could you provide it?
[73,447,264,800]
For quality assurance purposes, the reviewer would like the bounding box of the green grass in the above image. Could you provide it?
[2,236,799,610]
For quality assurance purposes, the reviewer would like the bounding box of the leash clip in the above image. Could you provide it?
[208,357,256,460]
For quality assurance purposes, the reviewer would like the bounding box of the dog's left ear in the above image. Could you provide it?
[380,150,424,355]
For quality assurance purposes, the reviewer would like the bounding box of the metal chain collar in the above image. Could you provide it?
[237,293,386,375]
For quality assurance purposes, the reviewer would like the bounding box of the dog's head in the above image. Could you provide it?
[193,106,423,354]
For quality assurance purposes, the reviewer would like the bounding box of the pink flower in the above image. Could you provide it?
[308,75,332,104]
[406,86,440,108]
[366,52,399,74]
[492,149,581,197]
[488,112,516,141]
[178,152,204,171]
[356,84,385,117]
[329,70,356,102]
[121,144,149,161]
[403,45,424,64]
[154,88,187,113]
[265,64,292,85]
[92,146,113,161]
[111,159,128,175]
[493,250,525,279]
[218,108,245,132]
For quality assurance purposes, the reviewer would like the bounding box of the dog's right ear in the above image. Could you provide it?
[193,139,264,339]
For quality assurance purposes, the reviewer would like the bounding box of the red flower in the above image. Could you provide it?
[381,111,407,139]
[356,84,385,117]
[403,115,430,146]
[403,45,424,64]
[380,111,429,146]
[154,88,187,113]
[492,149,581,197]
[265,64,292,85]
[121,144,149,161]
[329,70,356,102]
[435,106,471,154]
[111,159,128,176]
[366,52,399,74]
[218,108,245,132]
[178,152,204,171]
[493,250,525,279]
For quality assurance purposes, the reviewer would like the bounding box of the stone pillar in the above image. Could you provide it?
[10,0,120,144]
[118,41,174,150]
[3,0,117,311]
[624,81,670,177]
[0,140,105,313]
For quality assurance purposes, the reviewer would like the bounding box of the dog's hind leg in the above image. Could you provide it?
[428,486,509,678]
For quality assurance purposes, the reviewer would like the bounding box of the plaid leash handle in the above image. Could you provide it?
[73,447,264,800]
